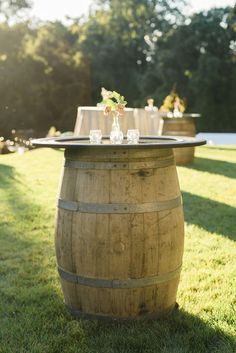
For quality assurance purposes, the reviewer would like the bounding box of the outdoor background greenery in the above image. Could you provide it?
[0,145,235,352]
[0,0,236,136]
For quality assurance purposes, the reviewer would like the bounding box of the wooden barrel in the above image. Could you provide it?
[55,146,184,320]
[162,116,196,164]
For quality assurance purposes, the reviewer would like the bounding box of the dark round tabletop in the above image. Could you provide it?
[32,136,206,149]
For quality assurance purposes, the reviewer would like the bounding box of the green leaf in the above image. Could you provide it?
[112,91,121,102]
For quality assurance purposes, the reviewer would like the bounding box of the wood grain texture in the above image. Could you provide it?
[162,117,196,164]
[55,146,184,319]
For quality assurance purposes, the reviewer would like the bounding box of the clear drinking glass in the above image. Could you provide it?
[127,129,140,144]
[110,130,124,144]
[89,129,102,144]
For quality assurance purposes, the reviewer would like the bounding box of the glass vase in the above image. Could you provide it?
[110,113,123,144]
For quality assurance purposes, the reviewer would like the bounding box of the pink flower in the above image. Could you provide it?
[117,103,125,116]
[104,105,112,115]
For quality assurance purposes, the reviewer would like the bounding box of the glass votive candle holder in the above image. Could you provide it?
[127,129,140,144]
[89,129,102,144]
[110,130,124,144]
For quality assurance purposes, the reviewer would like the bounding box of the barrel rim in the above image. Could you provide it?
[161,113,200,119]
[32,135,206,149]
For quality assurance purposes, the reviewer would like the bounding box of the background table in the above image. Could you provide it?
[74,106,162,136]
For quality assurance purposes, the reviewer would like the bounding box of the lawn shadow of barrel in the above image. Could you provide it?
[180,154,236,240]
[78,308,236,353]
[185,156,236,180]
[182,191,235,241]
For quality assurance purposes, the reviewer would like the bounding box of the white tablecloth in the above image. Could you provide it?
[74,107,162,136]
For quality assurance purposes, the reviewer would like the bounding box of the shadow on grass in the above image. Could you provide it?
[182,191,235,241]
[0,164,22,187]
[0,163,66,351]
[0,164,235,353]
[185,157,236,179]
[80,308,236,353]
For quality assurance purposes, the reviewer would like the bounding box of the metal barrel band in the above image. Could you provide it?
[58,265,182,289]
[58,195,182,214]
[64,157,175,170]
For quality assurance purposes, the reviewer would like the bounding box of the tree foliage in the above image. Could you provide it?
[0,0,235,136]
[0,0,31,21]
[0,21,91,135]
[141,6,236,131]
[79,0,186,105]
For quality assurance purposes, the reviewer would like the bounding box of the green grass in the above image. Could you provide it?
[0,146,235,353]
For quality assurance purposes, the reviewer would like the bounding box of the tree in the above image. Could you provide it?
[1,1,235,135]
[0,21,91,136]
[141,6,236,131]
[0,0,31,22]
[78,0,186,105]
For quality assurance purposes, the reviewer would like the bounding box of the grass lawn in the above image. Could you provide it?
[0,145,235,353]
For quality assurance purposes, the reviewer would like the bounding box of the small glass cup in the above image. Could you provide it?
[110,130,123,144]
[127,129,140,144]
[89,129,102,144]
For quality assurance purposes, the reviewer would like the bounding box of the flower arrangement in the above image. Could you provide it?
[100,87,127,143]
[101,87,127,117]
[160,90,186,114]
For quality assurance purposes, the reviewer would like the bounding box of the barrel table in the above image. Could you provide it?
[32,136,206,320]
[161,114,200,164]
